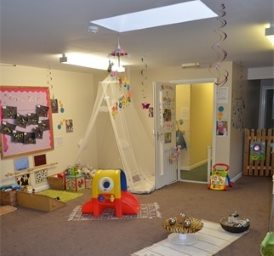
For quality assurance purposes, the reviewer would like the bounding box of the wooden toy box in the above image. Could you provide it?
[47,175,66,190]
[0,190,17,206]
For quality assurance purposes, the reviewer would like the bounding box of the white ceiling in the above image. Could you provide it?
[0,0,273,72]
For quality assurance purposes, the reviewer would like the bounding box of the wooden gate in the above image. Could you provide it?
[243,129,274,176]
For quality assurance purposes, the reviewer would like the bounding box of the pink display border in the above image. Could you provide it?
[0,86,54,159]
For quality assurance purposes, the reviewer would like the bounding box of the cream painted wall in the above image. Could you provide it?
[213,62,233,166]
[229,63,248,178]
[248,66,274,80]
[0,61,243,189]
[0,65,99,187]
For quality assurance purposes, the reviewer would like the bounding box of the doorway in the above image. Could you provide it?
[259,79,274,129]
[154,80,215,189]
[176,82,214,183]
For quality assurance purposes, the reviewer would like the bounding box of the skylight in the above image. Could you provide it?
[91,0,217,33]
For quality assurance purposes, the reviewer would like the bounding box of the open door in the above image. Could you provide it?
[154,82,177,189]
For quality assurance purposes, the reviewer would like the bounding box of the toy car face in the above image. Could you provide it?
[99,176,114,192]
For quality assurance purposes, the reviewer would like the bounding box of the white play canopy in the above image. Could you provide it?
[75,75,155,194]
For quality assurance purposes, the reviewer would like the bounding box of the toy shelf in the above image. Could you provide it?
[5,162,58,178]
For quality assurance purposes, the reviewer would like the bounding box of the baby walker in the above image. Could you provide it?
[208,163,233,191]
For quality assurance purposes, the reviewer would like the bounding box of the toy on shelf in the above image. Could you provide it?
[82,169,140,218]
[47,172,66,190]
[65,174,85,192]
[208,163,233,191]
[62,165,94,192]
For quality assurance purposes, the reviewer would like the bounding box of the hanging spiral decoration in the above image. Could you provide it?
[47,67,55,98]
[210,4,229,87]
[140,57,148,100]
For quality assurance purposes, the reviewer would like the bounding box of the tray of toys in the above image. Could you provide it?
[163,213,203,234]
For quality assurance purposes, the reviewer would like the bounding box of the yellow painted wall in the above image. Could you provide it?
[176,85,190,168]
[190,83,213,165]
[176,83,213,169]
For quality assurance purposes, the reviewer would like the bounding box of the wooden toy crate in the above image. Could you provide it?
[85,178,92,189]
[65,175,85,192]
[47,175,65,190]
[0,190,17,206]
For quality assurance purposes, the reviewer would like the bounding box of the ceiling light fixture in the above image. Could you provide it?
[90,0,217,32]
[59,52,126,72]
[181,62,200,68]
[88,25,99,33]
[59,53,67,63]
[265,24,274,45]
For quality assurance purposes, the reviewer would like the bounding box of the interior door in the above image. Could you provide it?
[154,82,177,189]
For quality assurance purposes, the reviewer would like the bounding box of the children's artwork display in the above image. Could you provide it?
[65,119,73,133]
[50,99,58,113]
[159,84,175,130]
[250,142,265,161]
[216,104,228,136]
[0,86,54,158]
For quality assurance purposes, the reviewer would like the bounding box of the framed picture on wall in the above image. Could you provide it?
[0,86,54,158]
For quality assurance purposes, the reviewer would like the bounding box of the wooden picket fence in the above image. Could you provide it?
[243,129,274,176]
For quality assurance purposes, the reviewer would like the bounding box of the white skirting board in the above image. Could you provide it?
[132,220,248,256]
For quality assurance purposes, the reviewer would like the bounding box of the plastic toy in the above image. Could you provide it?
[82,169,140,217]
[260,232,274,256]
[208,163,233,191]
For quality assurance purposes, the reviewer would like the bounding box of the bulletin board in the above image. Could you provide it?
[0,86,54,158]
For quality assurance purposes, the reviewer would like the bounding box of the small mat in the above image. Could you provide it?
[67,202,161,221]
[0,205,17,216]
[132,220,248,256]
[38,189,83,203]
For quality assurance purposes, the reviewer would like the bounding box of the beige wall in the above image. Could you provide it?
[229,63,248,178]
[0,61,247,189]
[0,65,99,187]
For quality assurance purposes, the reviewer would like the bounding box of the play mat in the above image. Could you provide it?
[38,189,83,203]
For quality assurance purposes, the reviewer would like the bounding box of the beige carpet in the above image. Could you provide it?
[1,177,271,256]
[132,220,248,256]
[0,205,17,216]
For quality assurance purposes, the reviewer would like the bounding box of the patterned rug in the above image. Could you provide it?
[67,202,161,221]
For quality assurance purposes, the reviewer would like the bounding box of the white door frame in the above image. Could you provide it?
[153,82,177,189]
[154,78,217,183]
